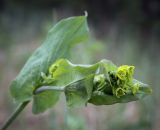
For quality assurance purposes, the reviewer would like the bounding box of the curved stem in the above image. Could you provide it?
[35,78,86,95]
[0,101,30,130]
[1,85,66,130]
[34,86,65,94]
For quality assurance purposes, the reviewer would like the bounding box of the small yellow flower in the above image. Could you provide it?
[117,65,128,80]
[115,88,126,98]
[117,65,135,80]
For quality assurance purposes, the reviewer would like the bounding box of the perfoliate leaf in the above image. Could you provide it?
[47,59,152,107]
[10,16,89,114]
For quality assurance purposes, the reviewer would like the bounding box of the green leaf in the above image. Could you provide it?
[10,16,89,114]
[32,91,60,114]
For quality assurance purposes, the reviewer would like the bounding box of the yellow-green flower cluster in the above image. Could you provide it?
[93,65,140,98]
[113,65,138,98]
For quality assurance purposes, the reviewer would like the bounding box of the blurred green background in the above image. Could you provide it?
[0,0,159,130]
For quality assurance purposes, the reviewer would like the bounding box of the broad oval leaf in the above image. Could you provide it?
[10,16,89,114]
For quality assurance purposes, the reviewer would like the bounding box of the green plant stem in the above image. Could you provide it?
[0,101,30,130]
[0,86,65,130]
[35,86,65,94]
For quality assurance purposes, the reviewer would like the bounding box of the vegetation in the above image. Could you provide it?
[0,15,152,130]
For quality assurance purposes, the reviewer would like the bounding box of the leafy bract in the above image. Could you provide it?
[10,16,89,114]
[45,59,152,108]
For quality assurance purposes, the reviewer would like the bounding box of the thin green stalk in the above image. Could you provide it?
[34,86,65,94]
[1,86,65,130]
[0,101,30,130]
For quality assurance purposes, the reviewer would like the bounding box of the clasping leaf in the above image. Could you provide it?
[10,15,89,114]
